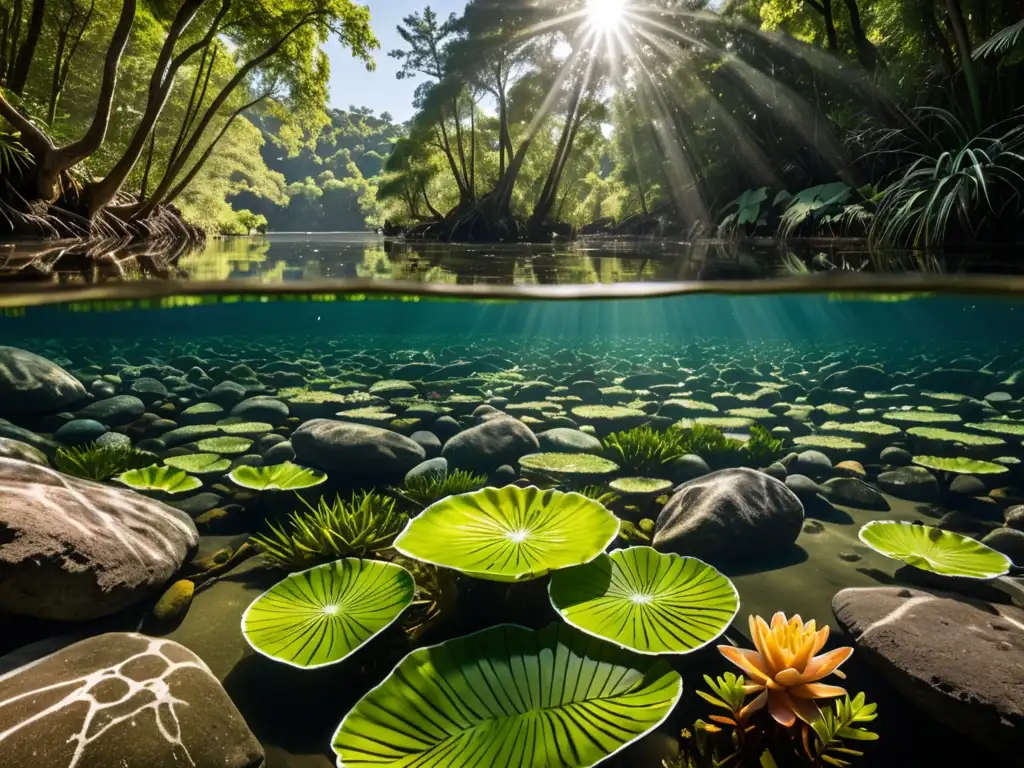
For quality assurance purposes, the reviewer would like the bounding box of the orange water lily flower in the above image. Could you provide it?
[718,612,853,728]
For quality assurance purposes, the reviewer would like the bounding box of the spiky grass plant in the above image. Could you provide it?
[54,442,157,482]
[676,423,744,462]
[392,469,488,509]
[602,426,687,473]
[745,424,784,468]
[869,108,1024,247]
[251,491,407,571]
[575,484,621,507]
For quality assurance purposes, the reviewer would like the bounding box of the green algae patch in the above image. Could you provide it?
[195,436,254,455]
[965,420,1024,437]
[907,427,1006,447]
[608,477,674,495]
[163,453,232,474]
[819,420,902,437]
[912,455,1009,475]
[792,435,868,452]
[882,410,962,424]
[518,452,620,477]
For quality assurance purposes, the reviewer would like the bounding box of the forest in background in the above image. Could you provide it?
[0,0,1022,244]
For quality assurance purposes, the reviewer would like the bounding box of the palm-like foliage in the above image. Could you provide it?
[0,132,32,177]
[870,108,1024,247]
[252,492,407,571]
[973,19,1024,59]
[391,469,487,508]
[54,442,157,482]
[602,426,687,473]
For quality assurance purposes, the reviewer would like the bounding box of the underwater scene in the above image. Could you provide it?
[1,289,1023,768]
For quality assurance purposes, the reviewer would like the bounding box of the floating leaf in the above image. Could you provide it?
[229,461,328,491]
[549,546,738,654]
[332,622,682,767]
[393,485,620,582]
[116,465,202,494]
[912,455,1009,475]
[241,558,414,669]
[163,453,232,475]
[195,436,253,455]
[859,520,1011,579]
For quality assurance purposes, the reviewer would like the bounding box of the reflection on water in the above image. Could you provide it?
[3,231,1018,290]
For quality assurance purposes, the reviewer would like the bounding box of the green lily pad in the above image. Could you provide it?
[859,520,1011,579]
[907,427,1007,447]
[608,477,674,495]
[518,452,620,477]
[332,622,682,767]
[195,436,253,455]
[882,410,962,424]
[819,420,902,436]
[163,453,232,475]
[241,558,414,669]
[216,420,274,436]
[549,546,738,654]
[229,461,328,491]
[116,465,202,494]
[911,455,1009,475]
[966,420,1024,437]
[393,485,620,582]
[694,416,755,430]
[791,435,868,451]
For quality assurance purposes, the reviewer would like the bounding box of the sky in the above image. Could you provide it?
[326,0,468,123]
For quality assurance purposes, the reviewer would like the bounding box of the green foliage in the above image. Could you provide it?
[804,694,879,767]
[0,132,32,177]
[576,484,621,506]
[252,492,407,571]
[745,424,784,467]
[675,424,745,463]
[116,465,203,494]
[392,469,488,508]
[229,462,329,491]
[974,20,1024,59]
[718,187,769,233]
[602,426,687,473]
[54,442,156,482]
[870,109,1024,247]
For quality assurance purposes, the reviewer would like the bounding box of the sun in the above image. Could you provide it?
[586,0,628,34]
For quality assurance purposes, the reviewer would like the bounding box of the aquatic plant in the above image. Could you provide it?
[575,484,621,506]
[675,678,879,768]
[906,426,1006,448]
[966,420,1024,437]
[858,521,1011,579]
[745,424,784,467]
[195,436,253,454]
[241,559,414,669]
[819,420,901,437]
[163,453,231,475]
[791,435,868,452]
[216,420,274,436]
[116,465,203,495]
[228,461,328,491]
[402,560,460,641]
[675,423,744,463]
[393,485,620,582]
[804,693,880,766]
[517,451,620,478]
[251,492,407,570]
[54,442,157,482]
[331,622,682,767]
[608,476,673,495]
[882,409,961,424]
[392,468,487,508]
[602,425,686,473]
[719,613,853,727]
[911,455,1009,475]
[694,416,756,430]
[549,547,738,654]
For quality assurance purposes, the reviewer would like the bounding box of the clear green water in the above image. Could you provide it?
[0,247,1021,767]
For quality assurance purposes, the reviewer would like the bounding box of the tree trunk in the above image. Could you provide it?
[916,0,955,77]
[451,96,470,197]
[530,74,587,228]
[140,130,156,199]
[7,0,43,95]
[49,0,95,126]
[167,43,215,173]
[163,94,268,206]
[0,0,136,201]
[47,21,70,126]
[469,104,476,198]
[945,0,982,129]
[421,181,442,220]
[841,0,885,71]
[0,10,10,90]
[87,0,217,216]
[4,0,23,86]
[813,0,839,52]
[137,9,320,217]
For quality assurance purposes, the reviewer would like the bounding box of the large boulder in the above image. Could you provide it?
[230,395,289,425]
[292,418,425,477]
[833,586,1024,757]
[0,633,264,768]
[823,365,890,391]
[0,437,47,465]
[877,466,940,502]
[819,477,891,511]
[76,395,146,426]
[653,468,804,562]
[441,415,540,472]
[0,347,86,417]
[536,427,603,454]
[0,459,199,620]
